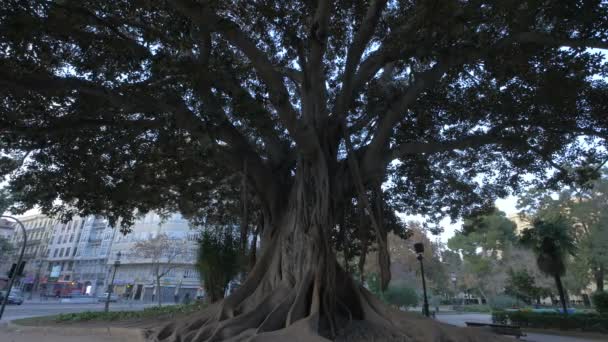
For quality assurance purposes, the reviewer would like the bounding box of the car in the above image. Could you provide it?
[97,293,119,302]
[0,290,24,305]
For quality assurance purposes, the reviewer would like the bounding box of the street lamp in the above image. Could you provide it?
[414,242,430,317]
[104,251,121,313]
[0,216,27,320]
[450,272,457,305]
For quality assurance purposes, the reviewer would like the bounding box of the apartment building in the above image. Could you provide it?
[5,212,202,301]
[106,212,201,302]
[8,214,56,293]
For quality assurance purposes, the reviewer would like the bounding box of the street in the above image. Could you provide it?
[0,301,152,322]
[436,313,608,342]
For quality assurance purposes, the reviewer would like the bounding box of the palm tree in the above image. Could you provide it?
[520,216,576,315]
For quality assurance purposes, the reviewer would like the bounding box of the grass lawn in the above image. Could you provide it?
[13,302,207,326]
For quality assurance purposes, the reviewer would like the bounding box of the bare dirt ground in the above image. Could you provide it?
[0,322,145,342]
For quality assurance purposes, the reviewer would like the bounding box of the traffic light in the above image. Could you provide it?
[7,263,16,278]
[7,261,26,278]
[17,261,26,276]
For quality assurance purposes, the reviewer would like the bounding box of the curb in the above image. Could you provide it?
[3,321,147,342]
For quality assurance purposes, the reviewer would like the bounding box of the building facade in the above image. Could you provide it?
[4,212,202,302]
[106,212,201,303]
[8,214,56,294]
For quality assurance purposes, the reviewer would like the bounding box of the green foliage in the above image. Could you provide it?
[366,273,384,300]
[384,285,418,308]
[448,210,518,301]
[504,269,548,305]
[459,305,492,313]
[520,216,576,314]
[592,291,608,315]
[54,302,207,322]
[491,310,608,333]
[488,295,519,310]
[196,227,241,302]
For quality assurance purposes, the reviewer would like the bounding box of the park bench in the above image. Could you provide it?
[465,321,526,339]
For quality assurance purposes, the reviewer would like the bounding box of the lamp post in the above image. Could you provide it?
[104,251,121,313]
[450,272,457,305]
[0,216,27,320]
[414,242,430,317]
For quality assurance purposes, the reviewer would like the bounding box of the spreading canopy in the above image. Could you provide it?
[1,0,608,233]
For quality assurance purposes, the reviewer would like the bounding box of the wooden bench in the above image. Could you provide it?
[465,321,526,339]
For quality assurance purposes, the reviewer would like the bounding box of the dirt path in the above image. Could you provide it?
[0,323,145,342]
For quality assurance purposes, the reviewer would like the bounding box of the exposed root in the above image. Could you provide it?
[150,276,510,342]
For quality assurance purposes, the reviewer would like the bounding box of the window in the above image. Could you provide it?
[64,275,70,280]
[59,248,64,257]
[63,235,68,243]
[69,234,74,242]
[67,261,73,271]
[53,249,58,257]
[65,247,70,257]
[73,247,78,256]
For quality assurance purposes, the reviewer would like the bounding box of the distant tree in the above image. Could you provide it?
[518,170,608,292]
[195,227,241,303]
[521,216,577,315]
[448,210,518,302]
[384,283,418,309]
[0,236,13,262]
[504,269,548,305]
[133,233,189,306]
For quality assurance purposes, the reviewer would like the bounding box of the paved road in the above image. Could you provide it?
[0,301,152,322]
[436,313,608,342]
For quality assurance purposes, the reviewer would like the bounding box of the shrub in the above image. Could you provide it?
[384,285,418,308]
[459,304,491,313]
[54,302,207,322]
[592,291,608,315]
[491,310,608,333]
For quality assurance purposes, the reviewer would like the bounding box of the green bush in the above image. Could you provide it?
[459,304,491,313]
[55,302,207,322]
[592,291,608,315]
[491,310,608,333]
[384,285,418,308]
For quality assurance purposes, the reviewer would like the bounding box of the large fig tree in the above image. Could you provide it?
[1,1,607,341]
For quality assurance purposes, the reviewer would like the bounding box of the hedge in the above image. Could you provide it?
[492,310,608,333]
[592,291,608,315]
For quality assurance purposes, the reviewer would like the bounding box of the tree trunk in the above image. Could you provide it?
[148,162,507,341]
[554,274,568,316]
[595,265,604,292]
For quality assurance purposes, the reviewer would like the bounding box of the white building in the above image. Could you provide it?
[8,214,56,293]
[106,212,201,303]
[71,216,117,296]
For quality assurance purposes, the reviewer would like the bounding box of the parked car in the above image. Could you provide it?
[0,290,24,305]
[97,293,118,302]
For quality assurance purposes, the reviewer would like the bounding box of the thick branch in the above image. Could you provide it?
[514,32,608,50]
[172,1,303,145]
[390,134,515,160]
[334,0,387,120]
[364,62,448,163]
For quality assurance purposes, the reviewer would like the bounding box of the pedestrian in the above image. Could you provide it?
[183,293,191,305]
